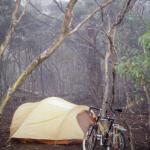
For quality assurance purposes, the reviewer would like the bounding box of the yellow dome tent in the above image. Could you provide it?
[10,97,94,144]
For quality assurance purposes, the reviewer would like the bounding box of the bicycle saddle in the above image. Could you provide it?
[114,108,122,113]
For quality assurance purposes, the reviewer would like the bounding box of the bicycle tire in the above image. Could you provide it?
[82,124,97,150]
[118,131,126,150]
[112,131,126,150]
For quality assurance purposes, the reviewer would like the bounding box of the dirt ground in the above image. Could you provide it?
[0,97,150,150]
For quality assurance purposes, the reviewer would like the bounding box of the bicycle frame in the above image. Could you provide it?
[89,106,126,147]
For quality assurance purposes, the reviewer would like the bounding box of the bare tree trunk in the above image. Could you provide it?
[101,0,136,116]
[111,64,116,106]
[102,24,116,116]
[0,0,29,58]
[40,65,45,97]
[102,51,111,116]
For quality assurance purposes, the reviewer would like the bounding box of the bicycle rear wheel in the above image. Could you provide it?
[112,131,126,150]
[82,124,97,150]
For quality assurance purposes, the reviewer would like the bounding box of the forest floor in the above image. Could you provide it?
[0,96,150,150]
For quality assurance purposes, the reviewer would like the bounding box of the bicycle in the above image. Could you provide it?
[82,106,126,150]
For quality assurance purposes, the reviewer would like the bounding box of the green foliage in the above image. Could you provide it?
[138,31,150,50]
[117,53,150,85]
[117,26,150,85]
[138,23,150,50]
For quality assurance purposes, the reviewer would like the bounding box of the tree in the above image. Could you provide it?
[0,0,112,116]
[101,0,137,117]
[0,0,29,58]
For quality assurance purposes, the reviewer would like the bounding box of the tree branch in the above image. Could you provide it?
[0,0,29,58]
[68,0,113,36]
[29,1,57,19]
[113,0,137,27]
[53,0,65,13]
[76,31,105,59]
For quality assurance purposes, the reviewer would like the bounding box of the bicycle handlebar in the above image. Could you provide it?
[89,106,102,111]
[101,117,115,121]
[89,106,122,113]
[89,106,122,122]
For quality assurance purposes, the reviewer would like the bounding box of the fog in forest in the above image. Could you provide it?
[0,0,150,149]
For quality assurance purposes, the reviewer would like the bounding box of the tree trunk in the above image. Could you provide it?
[101,0,135,116]
[101,26,116,117]
[102,51,111,117]
[0,0,29,58]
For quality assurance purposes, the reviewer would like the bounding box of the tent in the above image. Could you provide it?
[10,97,95,144]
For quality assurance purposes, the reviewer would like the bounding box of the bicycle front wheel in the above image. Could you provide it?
[82,124,97,150]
